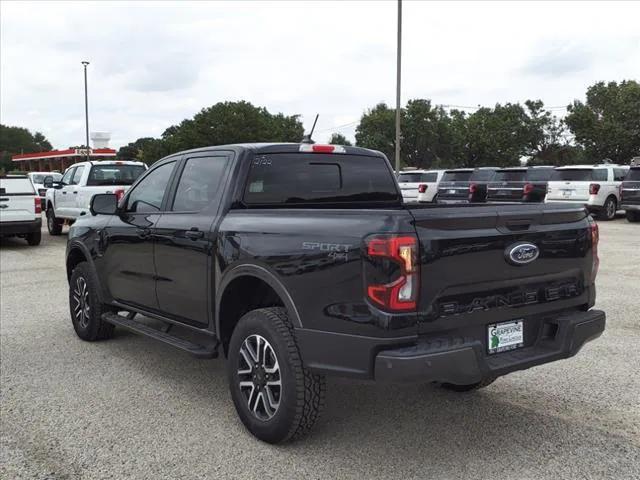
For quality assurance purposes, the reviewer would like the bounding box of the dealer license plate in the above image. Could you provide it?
[488,320,524,354]
[448,189,457,194]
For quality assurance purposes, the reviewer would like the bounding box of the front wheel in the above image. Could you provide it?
[598,197,617,221]
[227,307,326,443]
[440,377,497,392]
[69,262,115,341]
[47,208,63,235]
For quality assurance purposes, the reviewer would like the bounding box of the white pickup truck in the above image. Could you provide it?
[44,160,147,235]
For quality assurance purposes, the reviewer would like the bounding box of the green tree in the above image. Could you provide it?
[328,133,352,146]
[117,137,161,163]
[0,124,53,172]
[354,103,397,163]
[565,80,640,163]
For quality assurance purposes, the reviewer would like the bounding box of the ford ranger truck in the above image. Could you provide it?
[44,160,147,235]
[64,143,605,443]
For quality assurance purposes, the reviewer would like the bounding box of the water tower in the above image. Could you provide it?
[91,132,111,149]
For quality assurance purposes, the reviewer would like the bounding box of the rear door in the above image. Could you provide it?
[153,152,232,325]
[547,168,600,202]
[0,177,36,222]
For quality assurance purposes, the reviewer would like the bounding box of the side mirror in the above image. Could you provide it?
[43,176,54,188]
[90,194,118,216]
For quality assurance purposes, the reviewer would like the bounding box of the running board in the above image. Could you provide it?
[102,312,218,359]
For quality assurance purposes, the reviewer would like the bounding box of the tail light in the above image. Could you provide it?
[589,183,600,195]
[34,197,42,214]
[365,234,419,312]
[523,183,534,195]
[589,217,599,281]
[299,144,346,153]
[418,184,427,194]
[469,183,477,194]
[114,188,125,202]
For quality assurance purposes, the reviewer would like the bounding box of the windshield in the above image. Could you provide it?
[626,168,640,181]
[86,164,146,186]
[31,173,62,184]
[398,172,438,183]
[551,169,607,181]
[493,170,526,182]
[442,171,472,182]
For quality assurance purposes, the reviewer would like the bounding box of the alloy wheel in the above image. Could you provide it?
[237,334,281,421]
[72,276,90,329]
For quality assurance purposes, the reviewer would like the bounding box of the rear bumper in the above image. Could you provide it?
[375,309,604,384]
[297,309,605,384]
[622,204,640,211]
[0,218,42,235]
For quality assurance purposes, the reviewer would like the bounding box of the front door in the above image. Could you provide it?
[154,153,231,326]
[102,160,177,311]
[54,166,76,217]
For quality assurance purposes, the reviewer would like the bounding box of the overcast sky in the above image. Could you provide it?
[2,1,639,150]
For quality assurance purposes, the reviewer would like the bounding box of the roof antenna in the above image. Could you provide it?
[301,114,319,144]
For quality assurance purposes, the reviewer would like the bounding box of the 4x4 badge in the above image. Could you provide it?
[505,242,540,266]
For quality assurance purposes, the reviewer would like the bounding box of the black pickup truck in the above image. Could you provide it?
[65,143,605,443]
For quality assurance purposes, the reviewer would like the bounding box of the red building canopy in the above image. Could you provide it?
[11,148,117,172]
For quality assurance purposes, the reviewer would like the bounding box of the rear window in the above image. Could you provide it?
[471,169,496,181]
[626,168,640,181]
[0,177,35,195]
[398,172,438,183]
[493,170,526,182]
[87,164,146,186]
[442,171,472,182]
[552,169,607,181]
[243,153,400,205]
[526,168,554,181]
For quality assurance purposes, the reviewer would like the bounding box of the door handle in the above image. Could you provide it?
[73,191,78,194]
[137,228,151,239]
[62,191,67,195]
[185,228,204,240]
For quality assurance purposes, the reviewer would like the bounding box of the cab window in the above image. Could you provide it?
[172,156,229,212]
[70,166,85,185]
[125,161,175,213]
[61,167,75,185]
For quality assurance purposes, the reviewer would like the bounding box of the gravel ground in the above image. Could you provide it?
[1,217,639,480]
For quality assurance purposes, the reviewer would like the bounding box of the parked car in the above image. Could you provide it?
[397,169,445,203]
[65,143,604,443]
[44,160,147,235]
[486,166,555,203]
[545,164,629,220]
[27,171,62,210]
[436,167,498,204]
[0,175,42,245]
[620,166,640,222]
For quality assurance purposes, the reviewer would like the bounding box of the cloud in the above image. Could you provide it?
[521,43,592,77]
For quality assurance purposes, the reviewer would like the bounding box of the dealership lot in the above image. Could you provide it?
[1,219,639,480]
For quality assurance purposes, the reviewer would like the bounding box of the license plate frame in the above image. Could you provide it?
[487,320,524,354]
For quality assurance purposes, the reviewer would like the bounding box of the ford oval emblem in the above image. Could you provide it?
[505,242,540,266]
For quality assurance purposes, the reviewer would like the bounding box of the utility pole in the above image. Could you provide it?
[81,61,90,162]
[395,0,402,174]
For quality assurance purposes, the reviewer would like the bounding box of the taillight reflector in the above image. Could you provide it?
[114,188,125,202]
[34,197,42,214]
[589,217,599,281]
[589,183,600,195]
[418,184,427,194]
[523,183,534,195]
[365,235,419,312]
[469,183,477,194]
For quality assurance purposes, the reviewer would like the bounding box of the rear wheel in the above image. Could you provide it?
[26,230,41,246]
[227,307,326,443]
[47,208,63,235]
[626,211,640,222]
[599,196,617,221]
[69,262,115,341]
[440,377,497,392]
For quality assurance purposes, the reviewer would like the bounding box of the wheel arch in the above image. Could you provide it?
[216,264,302,355]
[66,242,105,303]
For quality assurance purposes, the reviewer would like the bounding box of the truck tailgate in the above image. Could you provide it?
[407,203,595,336]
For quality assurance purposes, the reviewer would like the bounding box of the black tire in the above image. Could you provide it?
[47,208,63,235]
[440,377,497,392]
[69,262,115,341]
[626,211,640,223]
[26,230,41,246]
[598,196,617,221]
[227,307,326,443]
